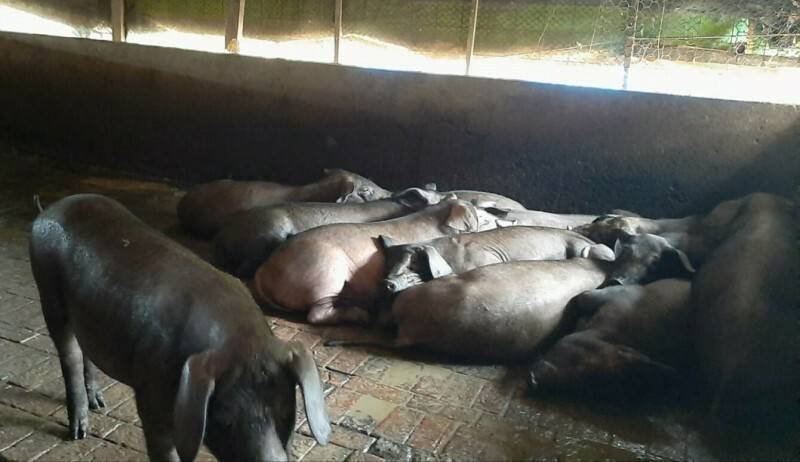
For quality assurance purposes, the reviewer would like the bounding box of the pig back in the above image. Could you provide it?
[392,260,607,361]
[32,194,264,385]
[691,193,800,421]
[178,180,300,237]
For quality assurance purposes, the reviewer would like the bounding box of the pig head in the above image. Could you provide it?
[529,279,692,399]
[179,340,330,462]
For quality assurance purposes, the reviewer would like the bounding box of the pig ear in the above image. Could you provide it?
[419,246,454,279]
[174,350,218,462]
[286,341,331,445]
[580,244,616,261]
[394,187,442,207]
[612,230,636,256]
[445,203,479,233]
[484,206,517,227]
[336,180,359,203]
[659,247,695,278]
[484,206,511,219]
[378,235,399,249]
[613,239,623,257]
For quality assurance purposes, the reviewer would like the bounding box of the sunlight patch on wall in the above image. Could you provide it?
[127,28,225,54]
[0,5,110,40]
[239,36,333,63]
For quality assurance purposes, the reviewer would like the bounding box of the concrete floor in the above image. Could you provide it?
[0,151,793,461]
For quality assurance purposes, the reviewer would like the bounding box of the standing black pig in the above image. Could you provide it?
[30,194,330,462]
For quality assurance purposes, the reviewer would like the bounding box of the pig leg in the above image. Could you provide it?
[136,393,180,462]
[52,330,90,439]
[33,262,90,440]
[308,297,370,325]
[83,357,106,410]
[529,334,679,396]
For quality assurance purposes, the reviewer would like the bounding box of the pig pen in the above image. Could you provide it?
[0,30,799,461]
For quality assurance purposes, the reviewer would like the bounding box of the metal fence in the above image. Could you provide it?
[4,0,800,70]
[628,0,800,67]
[469,0,800,66]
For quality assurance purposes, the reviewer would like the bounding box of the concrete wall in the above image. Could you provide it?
[0,31,798,217]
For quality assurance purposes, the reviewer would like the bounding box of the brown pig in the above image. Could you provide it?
[380,226,615,293]
[252,196,510,324]
[691,192,800,425]
[178,169,392,238]
[529,279,692,397]
[213,188,446,278]
[365,234,693,362]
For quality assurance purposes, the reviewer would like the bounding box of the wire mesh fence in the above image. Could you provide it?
[8,0,799,66]
[244,0,334,40]
[3,0,799,87]
[471,0,800,67]
[127,0,226,35]
[631,0,800,67]
[342,0,471,56]
[474,1,626,65]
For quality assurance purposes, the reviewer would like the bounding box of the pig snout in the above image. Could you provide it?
[385,279,402,293]
[384,271,424,294]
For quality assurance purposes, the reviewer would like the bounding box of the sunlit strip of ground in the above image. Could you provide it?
[1,5,798,105]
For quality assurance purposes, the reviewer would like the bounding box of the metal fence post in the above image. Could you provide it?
[334,0,343,64]
[466,0,479,75]
[623,0,640,90]
[111,0,125,42]
[225,0,246,53]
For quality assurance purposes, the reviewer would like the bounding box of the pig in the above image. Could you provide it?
[380,226,616,293]
[421,183,527,211]
[690,192,800,424]
[576,214,701,246]
[252,197,510,325]
[528,279,692,397]
[448,191,526,211]
[177,169,392,238]
[338,232,694,362]
[575,195,750,265]
[213,188,448,278]
[483,207,599,230]
[30,194,330,462]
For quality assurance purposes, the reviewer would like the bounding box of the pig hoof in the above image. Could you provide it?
[69,414,89,440]
[528,370,539,392]
[87,389,106,410]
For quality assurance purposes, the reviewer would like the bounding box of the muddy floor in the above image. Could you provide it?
[0,150,795,461]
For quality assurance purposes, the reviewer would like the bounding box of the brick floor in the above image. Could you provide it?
[0,151,795,461]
